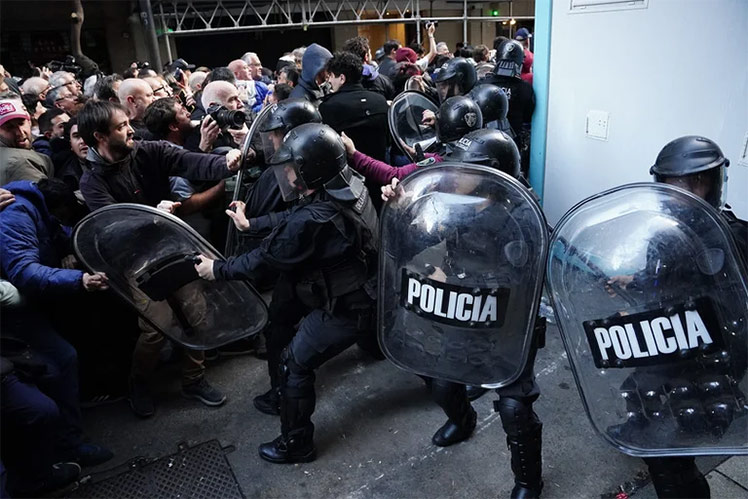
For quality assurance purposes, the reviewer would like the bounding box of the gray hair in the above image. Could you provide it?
[188,71,207,94]
[20,77,49,97]
[49,71,74,89]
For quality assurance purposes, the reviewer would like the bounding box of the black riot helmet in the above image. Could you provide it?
[650,135,730,208]
[259,98,322,134]
[445,128,520,178]
[271,123,357,202]
[467,84,512,134]
[434,57,477,103]
[259,98,322,161]
[495,39,525,78]
[435,96,483,145]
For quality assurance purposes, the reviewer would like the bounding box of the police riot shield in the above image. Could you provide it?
[547,183,748,457]
[74,204,269,350]
[388,90,439,163]
[378,163,548,386]
[225,104,275,257]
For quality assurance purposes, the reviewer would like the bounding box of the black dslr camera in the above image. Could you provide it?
[206,104,247,130]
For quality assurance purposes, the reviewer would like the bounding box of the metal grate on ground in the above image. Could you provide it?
[68,440,244,499]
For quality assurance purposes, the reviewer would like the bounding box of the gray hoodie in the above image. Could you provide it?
[289,43,333,103]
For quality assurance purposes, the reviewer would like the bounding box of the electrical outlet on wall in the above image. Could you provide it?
[586,110,609,141]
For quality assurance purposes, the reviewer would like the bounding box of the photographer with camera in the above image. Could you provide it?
[185,80,249,153]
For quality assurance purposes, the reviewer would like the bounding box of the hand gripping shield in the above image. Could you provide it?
[546,183,748,457]
[378,163,548,386]
[225,104,275,257]
[74,204,269,350]
[388,90,439,162]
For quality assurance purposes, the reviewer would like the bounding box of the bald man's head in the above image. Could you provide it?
[201,80,243,111]
[118,78,154,121]
[228,59,251,81]
[21,77,50,99]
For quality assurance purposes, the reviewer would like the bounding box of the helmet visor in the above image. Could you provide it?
[436,78,461,103]
[260,129,285,163]
[272,160,310,202]
[656,167,726,209]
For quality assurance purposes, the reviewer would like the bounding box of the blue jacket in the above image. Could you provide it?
[0,180,83,296]
[253,81,270,113]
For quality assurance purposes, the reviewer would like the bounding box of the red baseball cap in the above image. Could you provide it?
[0,99,30,127]
[395,47,418,64]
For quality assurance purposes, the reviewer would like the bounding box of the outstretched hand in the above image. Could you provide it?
[226,200,250,231]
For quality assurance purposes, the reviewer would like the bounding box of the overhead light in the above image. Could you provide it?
[509,18,516,25]
[502,20,508,25]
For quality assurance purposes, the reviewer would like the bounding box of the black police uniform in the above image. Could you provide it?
[480,73,535,177]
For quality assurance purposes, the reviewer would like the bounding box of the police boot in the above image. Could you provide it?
[259,349,317,464]
[644,457,710,499]
[431,381,477,447]
[497,397,543,499]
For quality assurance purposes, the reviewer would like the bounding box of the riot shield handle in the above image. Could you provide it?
[415,143,426,163]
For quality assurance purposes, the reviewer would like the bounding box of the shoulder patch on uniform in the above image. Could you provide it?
[416,157,437,167]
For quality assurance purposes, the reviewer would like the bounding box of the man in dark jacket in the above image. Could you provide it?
[0,178,113,469]
[33,109,69,157]
[76,100,241,417]
[320,52,390,210]
[377,40,401,78]
[77,101,240,212]
[289,43,332,104]
[342,36,395,100]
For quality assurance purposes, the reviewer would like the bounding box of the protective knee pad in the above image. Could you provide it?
[496,396,542,438]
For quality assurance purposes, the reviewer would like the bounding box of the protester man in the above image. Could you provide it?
[0,177,114,471]
[117,78,155,139]
[76,100,242,416]
[20,76,50,102]
[93,74,123,103]
[289,43,332,104]
[33,109,69,157]
[0,97,54,184]
[46,85,84,117]
[241,52,272,84]
[342,36,395,100]
[184,80,248,152]
[228,58,268,112]
[377,40,401,78]
[48,71,82,99]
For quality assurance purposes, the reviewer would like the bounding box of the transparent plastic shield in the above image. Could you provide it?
[225,104,274,257]
[378,163,548,386]
[547,183,748,457]
[388,90,439,162]
[74,204,269,350]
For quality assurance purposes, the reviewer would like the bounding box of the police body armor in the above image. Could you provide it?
[546,183,748,457]
[294,167,379,314]
[388,90,439,163]
[73,204,269,350]
[379,163,548,386]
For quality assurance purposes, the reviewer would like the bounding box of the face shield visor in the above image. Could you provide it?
[260,128,286,163]
[436,77,463,103]
[271,150,311,202]
[655,166,726,209]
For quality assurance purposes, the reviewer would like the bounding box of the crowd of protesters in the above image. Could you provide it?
[0,24,536,497]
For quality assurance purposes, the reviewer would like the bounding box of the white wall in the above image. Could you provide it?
[543,0,748,224]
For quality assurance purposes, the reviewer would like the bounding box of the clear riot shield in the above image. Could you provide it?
[547,183,748,457]
[74,204,269,350]
[378,163,548,386]
[388,90,439,162]
[225,104,275,257]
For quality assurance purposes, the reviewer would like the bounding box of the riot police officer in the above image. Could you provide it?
[225,99,324,416]
[468,83,514,137]
[196,124,379,463]
[382,129,547,498]
[480,40,535,177]
[421,58,478,129]
[630,136,745,498]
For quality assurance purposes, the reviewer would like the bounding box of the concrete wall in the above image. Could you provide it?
[542,0,748,223]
